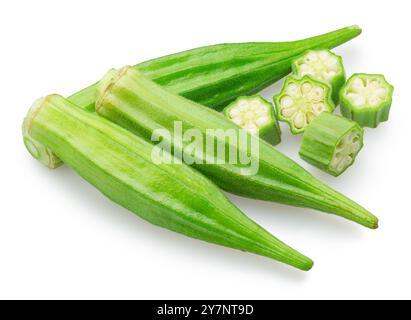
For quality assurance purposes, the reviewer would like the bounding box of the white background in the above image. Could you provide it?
[1,0,410,300]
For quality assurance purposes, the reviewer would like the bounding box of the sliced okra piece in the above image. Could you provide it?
[339,73,394,128]
[299,112,364,177]
[223,95,281,145]
[273,76,335,134]
[292,50,345,104]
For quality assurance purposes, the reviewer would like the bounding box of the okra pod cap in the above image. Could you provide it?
[223,95,281,145]
[274,76,335,134]
[292,50,346,104]
[339,73,394,128]
[299,112,364,177]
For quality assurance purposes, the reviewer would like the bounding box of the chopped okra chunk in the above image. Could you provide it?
[292,50,345,104]
[223,95,281,145]
[340,74,394,128]
[299,112,364,177]
[273,76,334,134]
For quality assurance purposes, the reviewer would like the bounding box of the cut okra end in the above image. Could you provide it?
[340,73,394,128]
[96,68,118,101]
[22,97,63,169]
[299,112,364,177]
[223,95,281,145]
[273,76,335,134]
[292,50,345,104]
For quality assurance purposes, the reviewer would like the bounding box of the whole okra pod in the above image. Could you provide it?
[23,94,313,271]
[23,26,362,169]
[95,66,378,229]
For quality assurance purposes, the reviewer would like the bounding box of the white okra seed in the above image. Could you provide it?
[286,83,299,96]
[230,108,240,117]
[280,96,294,108]
[375,88,387,97]
[281,107,297,118]
[293,112,306,129]
[353,78,365,90]
[354,95,366,106]
[319,51,329,59]
[309,87,324,100]
[302,82,313,94]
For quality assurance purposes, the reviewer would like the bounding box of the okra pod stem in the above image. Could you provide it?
[23,94,313,271]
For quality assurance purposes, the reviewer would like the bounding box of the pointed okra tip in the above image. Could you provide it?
[367,214,379,229]
[339,194,379,230]
[298,256,314,272]
[348,25,362,35]
[266,239,314,271]
[356,206,379,229]
[272,248,314,271]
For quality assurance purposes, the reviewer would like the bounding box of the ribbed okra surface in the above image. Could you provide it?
[299,112,364,176]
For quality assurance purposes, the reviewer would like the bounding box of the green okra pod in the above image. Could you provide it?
[299,112,364,177]
[23,94,313,271]
[274,76,335,134]
[292,50,346,104]
[223,96,281,145]
[23,26,362,169]
[95,66,378,229]
[339,73,394,128]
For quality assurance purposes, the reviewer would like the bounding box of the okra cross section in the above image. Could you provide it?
[299,112,364,177]
[292,50,345,104]
[339,74,394,128]
[223,96,281,145]
[274,76,334,134]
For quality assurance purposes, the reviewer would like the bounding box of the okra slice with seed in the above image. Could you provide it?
[299,112,364,177]
[223,96,281,145]
[292,50,345,104]
[339,73,394,128]
[273,76,334,134]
